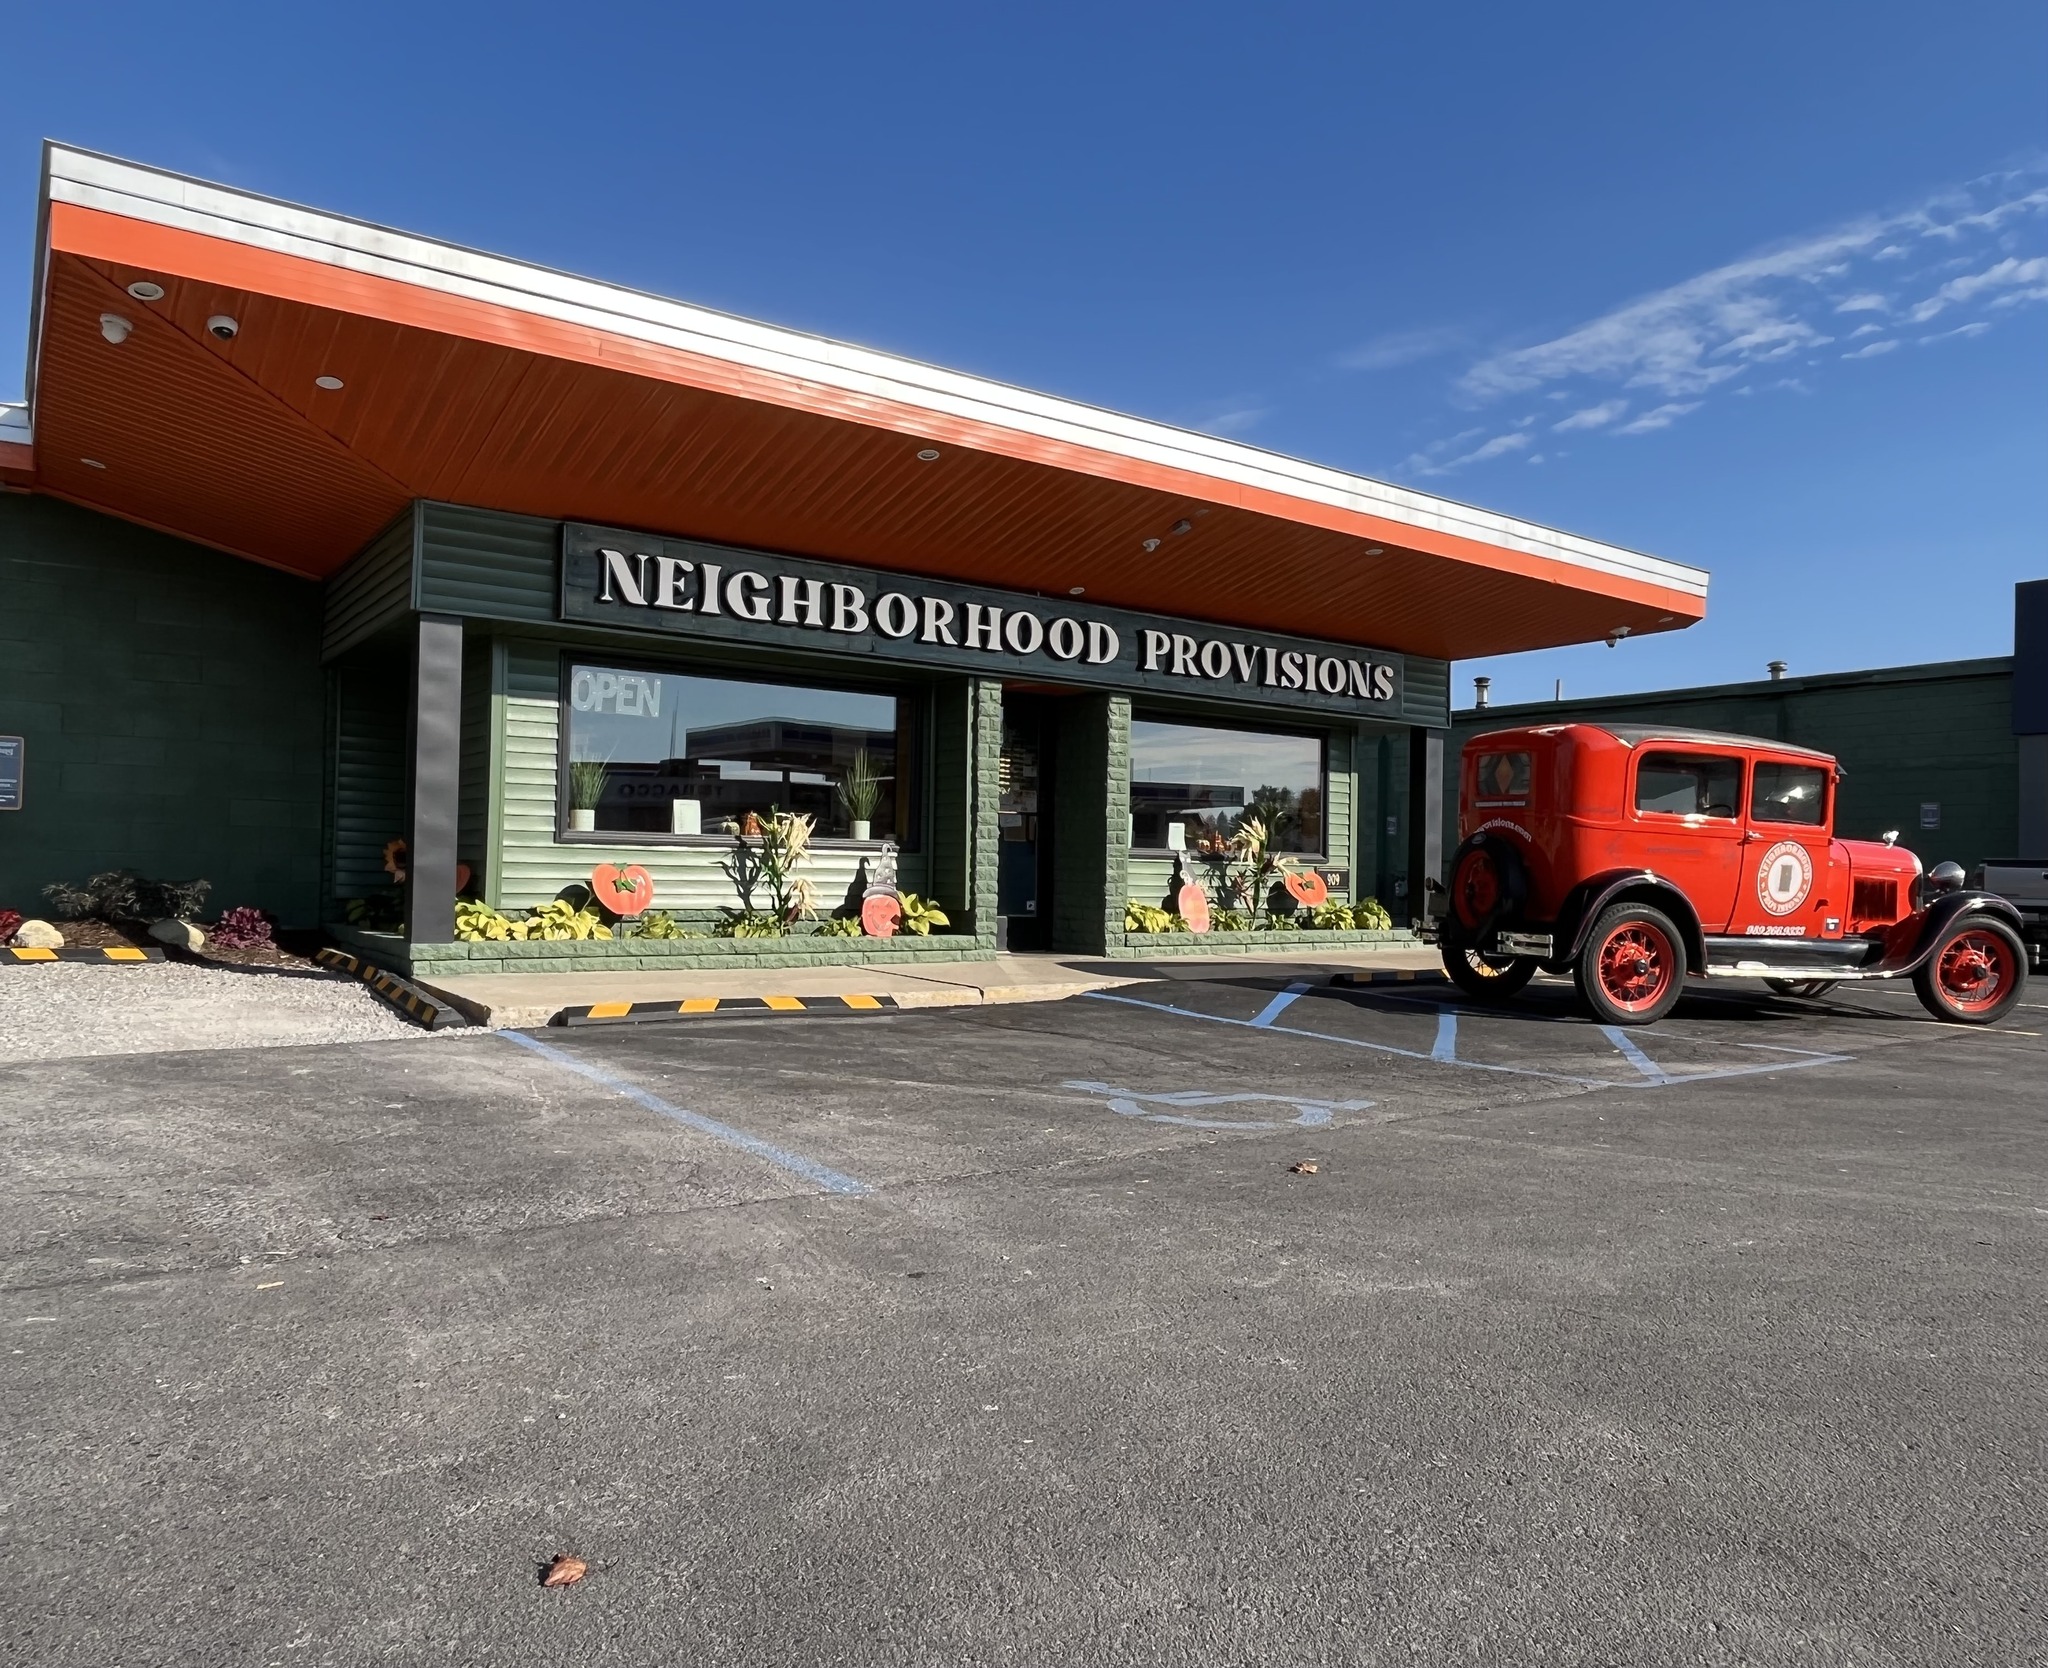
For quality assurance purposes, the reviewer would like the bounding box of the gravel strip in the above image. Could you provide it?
[0,961,461,1063]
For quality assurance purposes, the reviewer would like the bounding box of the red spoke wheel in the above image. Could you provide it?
[1574,902,1685,1026]
[1441,943,1538,1001]
[1913,917,2026,1024]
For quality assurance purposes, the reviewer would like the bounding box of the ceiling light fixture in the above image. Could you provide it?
[1362,545,1384,555]
[98,313,133,344]
[1141,538,1161,553]
[80,457,107,469]
[1068,586,1086,596]
[915,448,940,461]
[314,375,345,391]
[126,280,165,302]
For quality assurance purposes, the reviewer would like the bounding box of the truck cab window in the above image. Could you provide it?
[1634,753,1742,820]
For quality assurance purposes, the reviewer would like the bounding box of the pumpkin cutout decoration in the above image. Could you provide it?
[1284,869,1329,909]
[591,862,655,918]
[1176,884,1211,933]
[860,894,902,938]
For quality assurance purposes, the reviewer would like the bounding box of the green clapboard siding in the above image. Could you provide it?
[330,654,409,900]
[418,503,558,624]
[492,640,926,914]
[0,494,326,923]
[456,633,493,893]
[322,508,416,660]
[1449,659,2018,875]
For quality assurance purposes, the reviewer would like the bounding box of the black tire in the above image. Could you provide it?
[1442,943,1538,1001]
[1765,978,1833,1000]
[1573,902,1686,1026]
[1912,916,2027,1025]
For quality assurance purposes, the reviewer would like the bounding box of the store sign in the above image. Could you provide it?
[0,735,21,812]
[560,524,1417,717]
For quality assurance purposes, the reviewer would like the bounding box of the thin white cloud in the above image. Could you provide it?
[1615,402,1700,434]
[1907,255,2048,322]
[1841,339,1899,359]
[1833,292,1889,313]
[1203,407,1271,435]
[1552,398,1629,432]
[1399,429,1530,476]
[1338,326,1464,372]
[1848,322,1884,338]
[1919,320,1992,344]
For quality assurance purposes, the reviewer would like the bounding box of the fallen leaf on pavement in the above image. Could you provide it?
[1289,1161,1319,1175]
[541,1554,588,1588]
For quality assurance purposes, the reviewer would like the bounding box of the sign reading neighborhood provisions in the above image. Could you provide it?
[560,523,1436,720]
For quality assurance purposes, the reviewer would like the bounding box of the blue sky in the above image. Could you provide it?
[5,2,2043,706]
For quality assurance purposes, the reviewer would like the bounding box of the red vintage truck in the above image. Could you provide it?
[1429,723,2029,1026]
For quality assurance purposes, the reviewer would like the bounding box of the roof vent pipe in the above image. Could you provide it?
[1473,676,1491,709]
[1768,660,1787,681]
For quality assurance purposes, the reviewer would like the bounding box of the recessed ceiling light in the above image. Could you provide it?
[1363,545,1384,555]
[80,457,107,469]
[126,280,165,302]
[98,314,133,344]
[315,375,345,391]
[1068,586,1086,596]
[915,448,940,461]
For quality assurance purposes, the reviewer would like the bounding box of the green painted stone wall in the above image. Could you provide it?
[1449,659,2018,875]
[0,493,326,924]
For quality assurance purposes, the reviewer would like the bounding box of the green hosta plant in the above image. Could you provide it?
[634,909,699,940]
[896,892,950,936]
[1210,907,1251,932]
[455,899,522,941]
[521,899,613,940]
[1123,900,1186,934]
[1350,897,1393,930]
[1308,900,1355,931]
[716,910,786,939]
[815,914,865,937]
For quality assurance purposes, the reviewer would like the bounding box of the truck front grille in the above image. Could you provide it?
[1851,877,1897,922]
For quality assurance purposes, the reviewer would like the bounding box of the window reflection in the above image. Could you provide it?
[1129,718,1324,854]
[564,663,909,840]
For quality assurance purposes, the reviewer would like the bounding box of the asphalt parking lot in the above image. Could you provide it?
[3,970,2044,1667]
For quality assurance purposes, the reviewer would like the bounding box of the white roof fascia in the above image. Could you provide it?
[39,145,1706,602]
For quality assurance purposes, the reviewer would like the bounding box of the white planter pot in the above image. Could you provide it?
[850,819,872,842]
[569,808,596,832]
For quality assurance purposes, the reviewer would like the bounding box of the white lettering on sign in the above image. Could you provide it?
[578,537,1399,709]
[570,669,663,718]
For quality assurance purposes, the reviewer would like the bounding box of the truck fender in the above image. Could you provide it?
[1555,871,1708,974]
[1884,890,2029,976]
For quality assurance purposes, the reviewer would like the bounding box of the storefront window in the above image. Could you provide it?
[1129,717,1324,855]
[563,663,910,840]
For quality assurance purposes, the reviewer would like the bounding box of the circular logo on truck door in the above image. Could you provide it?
[1757,840,1814,915]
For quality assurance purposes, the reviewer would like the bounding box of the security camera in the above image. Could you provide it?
[99,313,133,344]
[206,314,240,340]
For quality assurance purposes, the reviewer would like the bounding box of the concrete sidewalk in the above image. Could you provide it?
[418,942,1443,1027]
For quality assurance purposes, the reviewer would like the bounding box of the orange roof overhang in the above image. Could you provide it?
[12,146,1708,661]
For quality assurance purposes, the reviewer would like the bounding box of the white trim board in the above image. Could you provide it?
[37,144,1706,603]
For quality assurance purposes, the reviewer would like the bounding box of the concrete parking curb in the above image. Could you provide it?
[552,994,907,1026]
[5,945,165,963]
[314,947,471,1030]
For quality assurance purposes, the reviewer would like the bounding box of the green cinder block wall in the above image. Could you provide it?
[1448,659,2017,877]
[0,493,327,923]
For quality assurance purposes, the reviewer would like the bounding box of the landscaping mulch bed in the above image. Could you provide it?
[39,918,320,971]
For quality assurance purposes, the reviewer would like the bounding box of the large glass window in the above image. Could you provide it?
[1130,718,1324,854]
[563,663,911,840]
[1752,762,1828,826]
[1634,752,1743,820]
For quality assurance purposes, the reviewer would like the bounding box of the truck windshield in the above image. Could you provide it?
[1752,762,1828,826]
[1635,753,1742,820]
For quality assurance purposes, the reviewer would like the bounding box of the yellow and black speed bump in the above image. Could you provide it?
[1329,968,1449,987]
[5,945,164,964]
[314,946,471,1030]
[553,994,905,1027]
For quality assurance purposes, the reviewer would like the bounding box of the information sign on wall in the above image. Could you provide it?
[558,523,1448,724]
[0,735,21,812]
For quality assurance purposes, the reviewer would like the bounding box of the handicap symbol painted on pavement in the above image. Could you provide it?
[1063,1080,1377,1130]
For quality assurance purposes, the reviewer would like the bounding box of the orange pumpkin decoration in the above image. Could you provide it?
[1284,869,1329,909]
[860,894,901,938]
[1176,884,1211,933]
[591,862,655,917]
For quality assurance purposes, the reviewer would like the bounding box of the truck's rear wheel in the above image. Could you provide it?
[1913,918,2026,1024]
[1442,944,1538,1001]
[1575,903,1685,1026]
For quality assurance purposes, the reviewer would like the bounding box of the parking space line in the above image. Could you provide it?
[498,1031,869,1196]
[1082,990,1614,1086]
[1250,981,1312,1029]
[1599,1025,1672,1085]
[1431,1012,1458,1063]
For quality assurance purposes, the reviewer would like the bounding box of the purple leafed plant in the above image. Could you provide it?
[208,906,276,950]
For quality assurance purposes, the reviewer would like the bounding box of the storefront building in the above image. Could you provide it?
[0,146,1710,972]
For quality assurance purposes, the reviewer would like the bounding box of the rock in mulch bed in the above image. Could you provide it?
[0,959,459,1064]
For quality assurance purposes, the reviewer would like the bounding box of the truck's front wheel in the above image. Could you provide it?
[1913,917,2026,1024]
[1575,902,1685,1025]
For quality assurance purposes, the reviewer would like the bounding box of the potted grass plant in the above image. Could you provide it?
[837,748,882,841]
[567,752,609,833]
